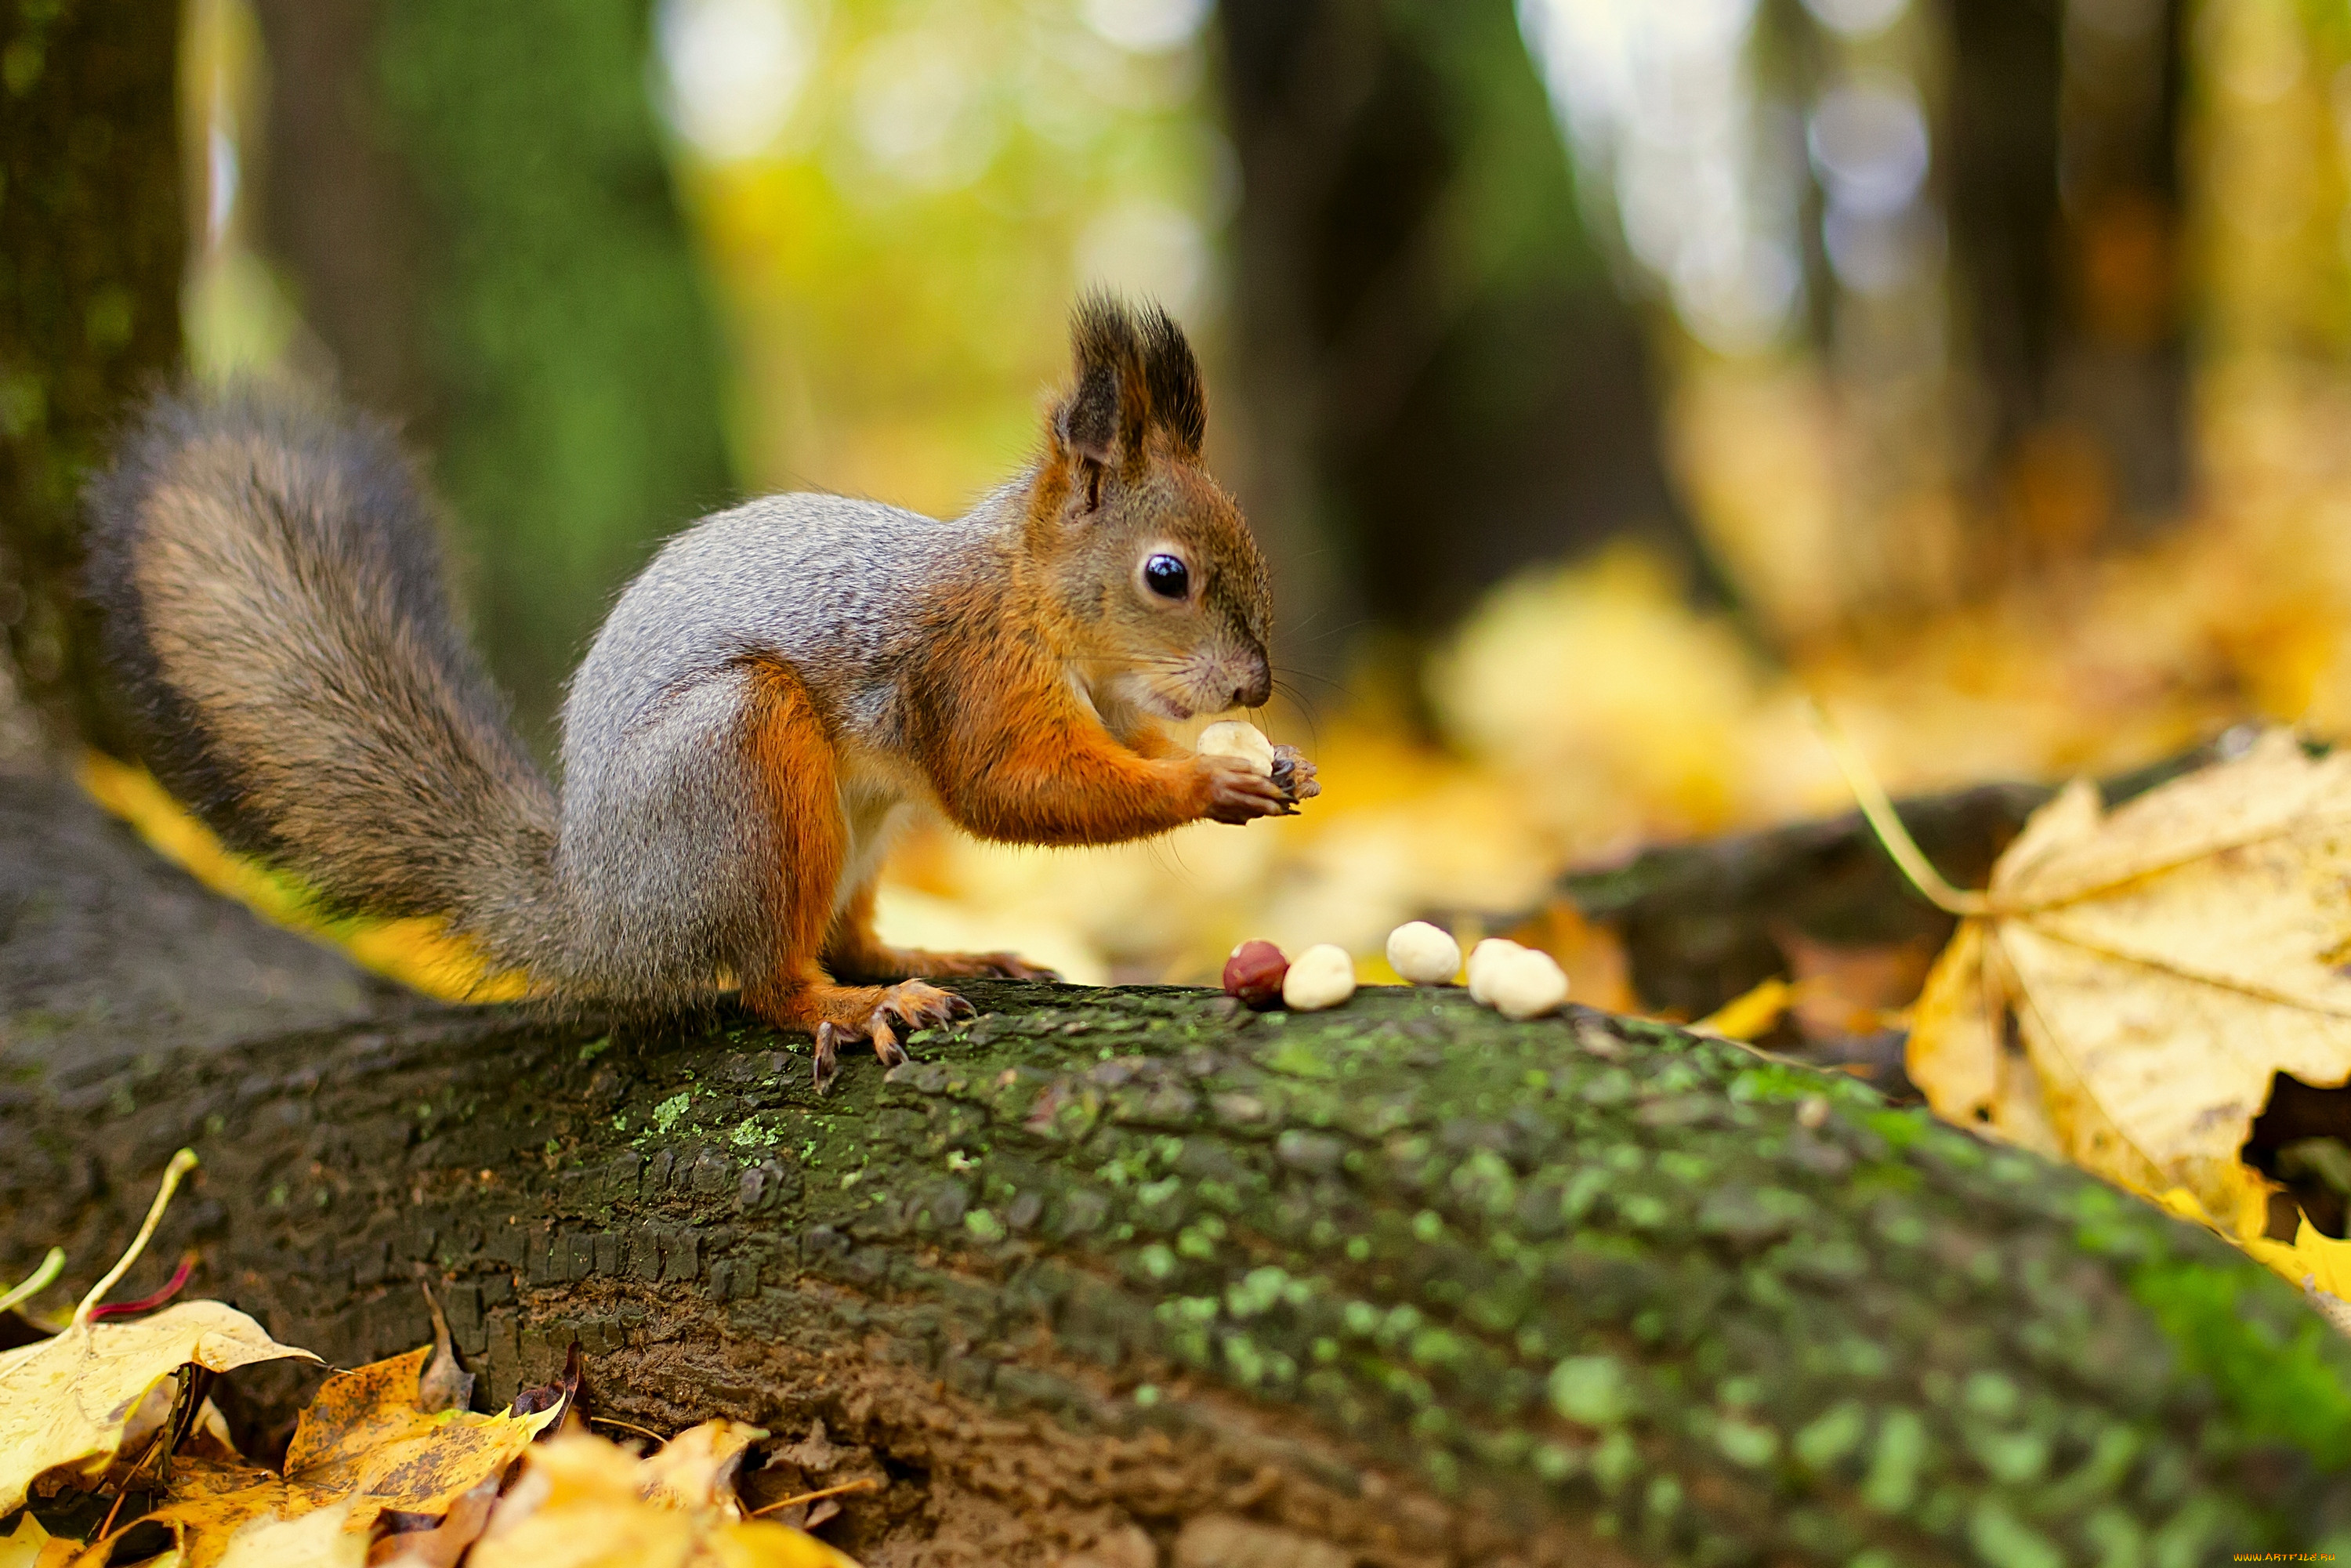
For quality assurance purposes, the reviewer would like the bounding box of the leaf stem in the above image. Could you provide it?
[748,1476,882,1518]
[73,1148,198,1331]
[1806,699,1991,918]
[0,1248,64,1316]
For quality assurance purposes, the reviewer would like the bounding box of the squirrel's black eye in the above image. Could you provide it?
[1143,553,1190,600]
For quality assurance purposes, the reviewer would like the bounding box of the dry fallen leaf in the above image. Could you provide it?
[207,1497,365,1568]
[1692,976,1793,1042]
[284,1349,445,1476]
[1905,729,2351,1270]
[639,1421,765,1518]
[67,1345,557,1568]
[0,1512,69,1568]
[2241,1211,2351,1334]
[368,1475,499,1567]
[472,1433,859,1568]
[60,1454,292,1568]
[414,1287,473,1417]
[0,1301,317,1513]
[279,1349,556,1532]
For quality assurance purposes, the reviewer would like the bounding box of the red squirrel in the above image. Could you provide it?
[84,293,1316,1089]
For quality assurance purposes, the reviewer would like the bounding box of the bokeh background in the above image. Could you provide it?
[13,0,2351,996]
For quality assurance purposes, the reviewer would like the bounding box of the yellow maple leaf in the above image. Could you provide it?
[277,1338,537,1522]
[68,1346,559,1567]
[1900,729,2351,1269]
[0,1154,317,1516]
[283,1347,448,1476]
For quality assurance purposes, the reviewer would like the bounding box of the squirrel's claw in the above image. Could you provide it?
[813,1021,848,1095]
[875,978,969,1036]
[869,1014,909,1070]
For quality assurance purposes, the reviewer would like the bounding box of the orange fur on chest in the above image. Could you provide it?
[900,601,1205,848]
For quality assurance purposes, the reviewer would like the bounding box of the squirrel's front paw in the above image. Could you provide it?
[1197,756,1295,824]
[1270,745,1319,802]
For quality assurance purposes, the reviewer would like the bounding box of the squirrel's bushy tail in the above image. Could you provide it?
[84,382,564,983]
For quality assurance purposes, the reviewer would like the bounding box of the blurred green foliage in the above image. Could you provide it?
[0,0,183,751]
[371,1,735,743]
[676,0,1219,516]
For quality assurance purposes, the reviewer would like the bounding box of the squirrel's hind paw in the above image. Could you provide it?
[802,980,974,1094]
[922,950,1063,983]
[840,946,1061,983]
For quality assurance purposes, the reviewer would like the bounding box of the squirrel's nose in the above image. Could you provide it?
[1234,652,1272,710]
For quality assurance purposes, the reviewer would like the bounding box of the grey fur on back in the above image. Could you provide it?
[85,381,1020,1010]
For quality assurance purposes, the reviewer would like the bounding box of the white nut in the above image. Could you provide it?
[1196,720,1276,777]
[1385,921,1462,985]
[1465,938,1527,1005]
[1281,943,1357,1011]
[1484,947,1570,1020]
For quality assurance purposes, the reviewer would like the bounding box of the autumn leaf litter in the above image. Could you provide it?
[0,1155,859,1568]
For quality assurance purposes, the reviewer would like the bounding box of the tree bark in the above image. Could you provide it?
[5,942,2346,1561]
[0,0,183,753]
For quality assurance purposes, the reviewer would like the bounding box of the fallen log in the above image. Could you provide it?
[5,971,2348,1566]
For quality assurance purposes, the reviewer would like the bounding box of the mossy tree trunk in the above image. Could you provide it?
[5,976,2348,1565]
[0,0,183,752]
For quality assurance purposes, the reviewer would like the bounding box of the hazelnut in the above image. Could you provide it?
[1222,940,1289,1009]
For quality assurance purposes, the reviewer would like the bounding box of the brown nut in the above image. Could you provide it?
[1221,940,1290,1009]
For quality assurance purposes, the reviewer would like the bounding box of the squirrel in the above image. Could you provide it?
[82,293,1316,1090]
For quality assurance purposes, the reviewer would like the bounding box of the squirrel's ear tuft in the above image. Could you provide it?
[1054,292,1203,470]
[1138,302,1204,457]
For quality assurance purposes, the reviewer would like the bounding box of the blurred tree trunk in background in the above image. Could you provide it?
[1943,0,2187,567]
[1214,0,1709,698]
[249,0,735,751]
[0,0,183,754]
